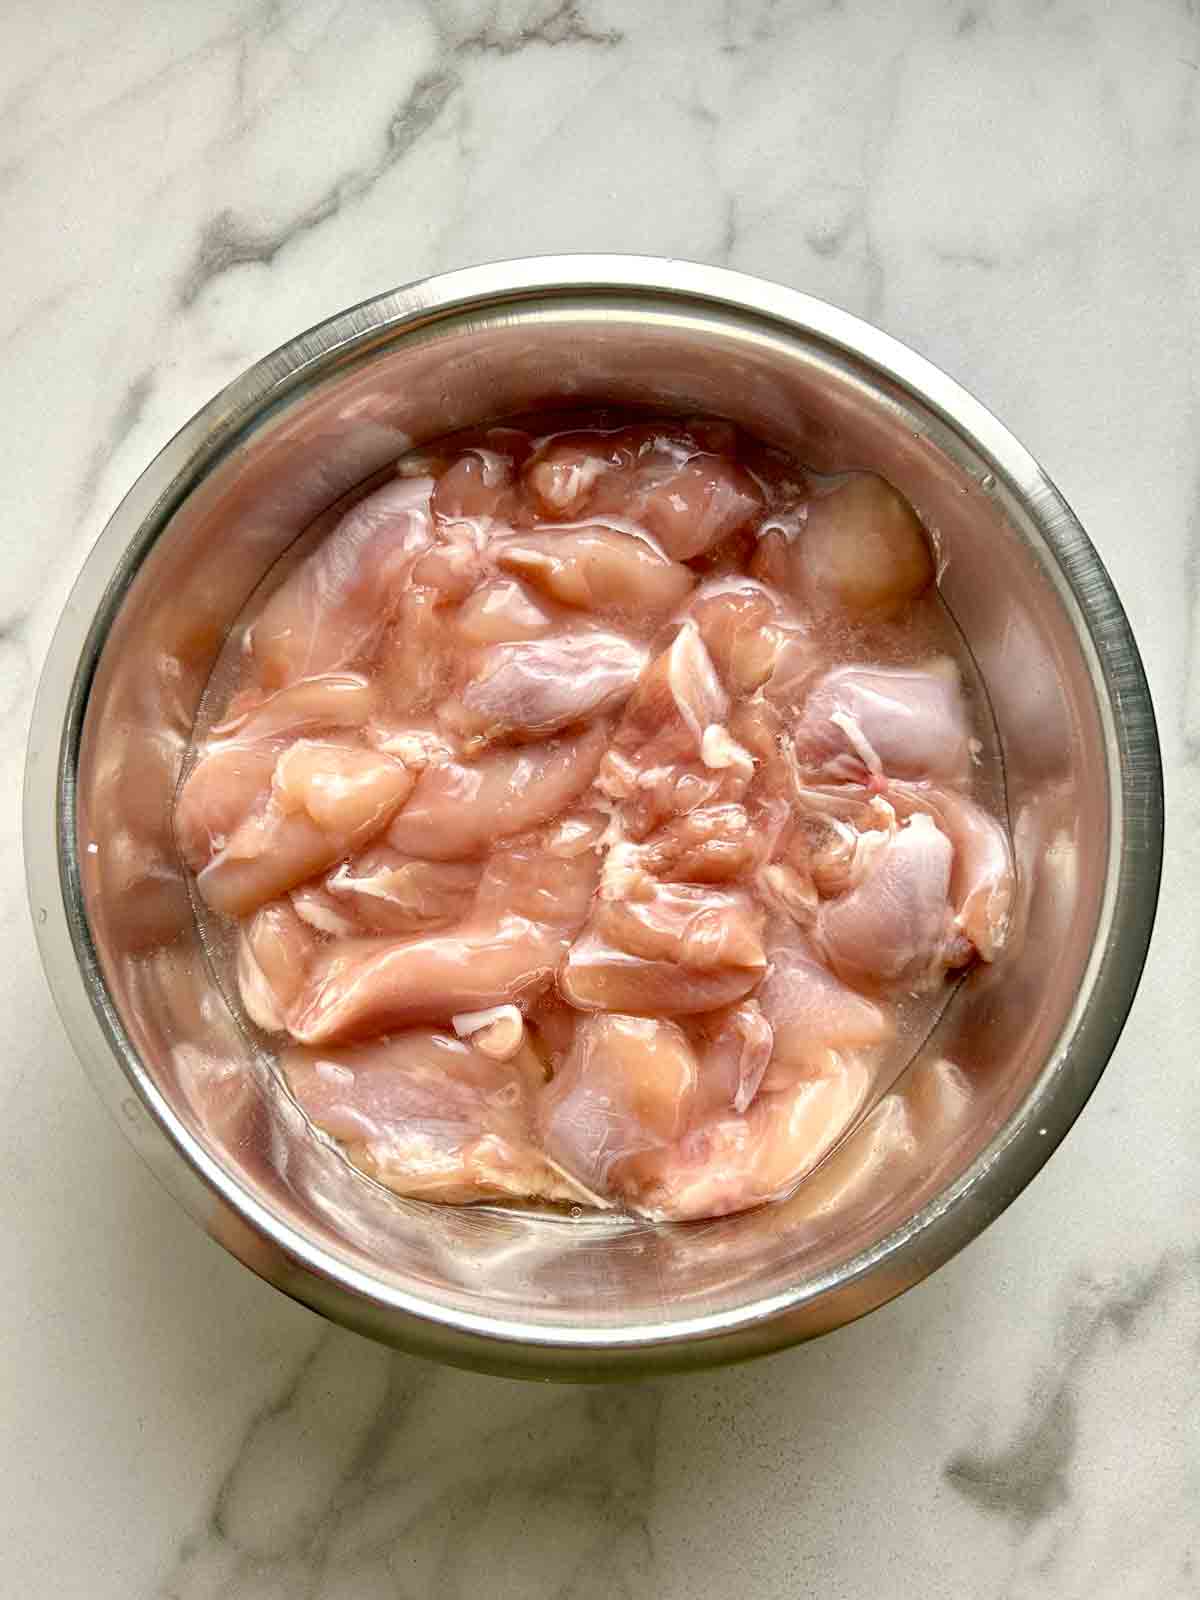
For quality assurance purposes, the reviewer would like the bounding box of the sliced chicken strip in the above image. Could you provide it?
[249,476,434,689]
[497,526,695,617]
[237,899,318,1033]
[174,742,279,874]
[386,722,607,861]
[209,673,374,744]
[290,917,565,1045]
[195,741,415,917]
[446,631,648,741]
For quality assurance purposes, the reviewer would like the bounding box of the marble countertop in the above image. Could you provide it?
[3,2,1196,1595]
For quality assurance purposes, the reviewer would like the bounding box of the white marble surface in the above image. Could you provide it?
[2,1,1196,1595]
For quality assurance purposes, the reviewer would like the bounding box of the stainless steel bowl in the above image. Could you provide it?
[25,257,1162,1379]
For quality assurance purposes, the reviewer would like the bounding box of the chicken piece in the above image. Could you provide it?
[282,1031,587,1204]
[591,882,765,972]
[430,449,519,524]
[786,473,934,620]
[615,621,728,762]
[682,577,793,695]
[248,476,434,689]
[446,631,648,741]
[523,436,623,517]
[290,916,566,1045]
[694,1000,775,1115]
[195,741,415,917]
[597,622,747,836]
[386,723,607,861]
[474,824,602,937]
[559,932,766,1016]
[209,673,374,744]
[621,1057,872,1221]
[803,793,898,899]
[638,803,761,883]
[560,884,766,1015]
[793,660,971,785]
[631,452,764,562]
[755,938,894,1089]
[815,812,955,989]
[892,784,1015,961]
[455,578,556,648]
[538,1013,702,1191]
[378,585,456,718]
[174,742,279,873]
[237,899,317,1032]
[299,848,482,937]
[290,822,599,1046]
[497,526,695,617]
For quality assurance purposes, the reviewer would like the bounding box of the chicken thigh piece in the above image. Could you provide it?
[892,783,1015,960]
[559,881,767,1015]
[773,473,934,621]
[497,525,695,618]
[248,476,434,689]
[195,741,416,917]
[755,937,894,1088]
[386,722,607,861]
[237,898,318,1033]
[447,630,648,741]
[290,826,602,1045]
[793,661,972,785]
[282,1031,587,1204]
[538,1013,703,1192]
[630,450,764,562]
[621,1056,872,1221]
[815,812,956,989]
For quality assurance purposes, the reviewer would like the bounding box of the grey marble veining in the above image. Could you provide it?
[2,2,1197,1596]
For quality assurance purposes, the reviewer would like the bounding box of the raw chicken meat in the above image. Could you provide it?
[178,410,1012,1222]
[538,1013,702,1189]
[195,741,416,917]
[497,525,695,616]
[793,661,972,784]
[620,1057,872,1221]
[248,476,434,689]
[282,1032,588,1204]
[815,812,956,988]
[386,723,607,860]
[761,473,934,621]
[755,938,893,1087]
[447,631,647,740]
